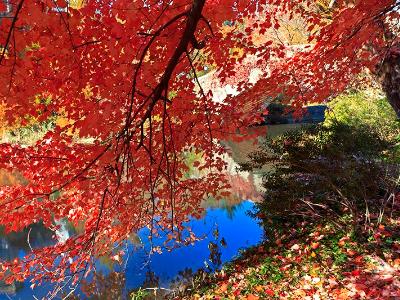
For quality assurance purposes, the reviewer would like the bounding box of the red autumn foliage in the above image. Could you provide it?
[0,0,398,291]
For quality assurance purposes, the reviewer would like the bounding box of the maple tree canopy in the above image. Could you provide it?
[0,0,398,291]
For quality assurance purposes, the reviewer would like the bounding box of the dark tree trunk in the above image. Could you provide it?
[381,48,400,118]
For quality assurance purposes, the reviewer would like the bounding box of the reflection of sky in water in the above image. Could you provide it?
[122,200,263,288]
[0,200,263,299]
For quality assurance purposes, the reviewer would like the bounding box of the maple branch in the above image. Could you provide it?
[0,0,24,66]
[90,188,109,243]
[55,144,112,194]
[137,32,157,37]
[185,50,214,150]
[2,144,114,211]
[73,40,101,49]
[190,36,205,49]
[8,28,16,92]
[160,90,173,230]
[132,0,206,151]
[200,15,214,36]
[147,0,177,32]
[328,2,399,54]
[155,0,206,89]
[164,99,178,232]
[112,0,209,204]
[50,0,75,48]
[124,11,188,130]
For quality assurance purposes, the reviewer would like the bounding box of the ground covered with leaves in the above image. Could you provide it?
[174,215,400,299]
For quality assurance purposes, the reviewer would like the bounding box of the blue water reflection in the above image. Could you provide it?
[0,200,262,299]
[123,200,263,289]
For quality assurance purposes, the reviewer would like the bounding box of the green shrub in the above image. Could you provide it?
[242,89,400,231]
[325,89,400,144]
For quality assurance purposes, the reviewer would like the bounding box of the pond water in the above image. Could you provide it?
[0,201,263,299]
[0,124,301,299]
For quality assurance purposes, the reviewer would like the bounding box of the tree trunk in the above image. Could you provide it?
[381,48,400,118]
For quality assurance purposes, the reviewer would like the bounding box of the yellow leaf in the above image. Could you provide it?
[255,285,264,292]
[69,0,85,9]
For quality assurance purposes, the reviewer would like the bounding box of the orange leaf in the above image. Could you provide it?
[219,283,229,293]
[311,242,320,250]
